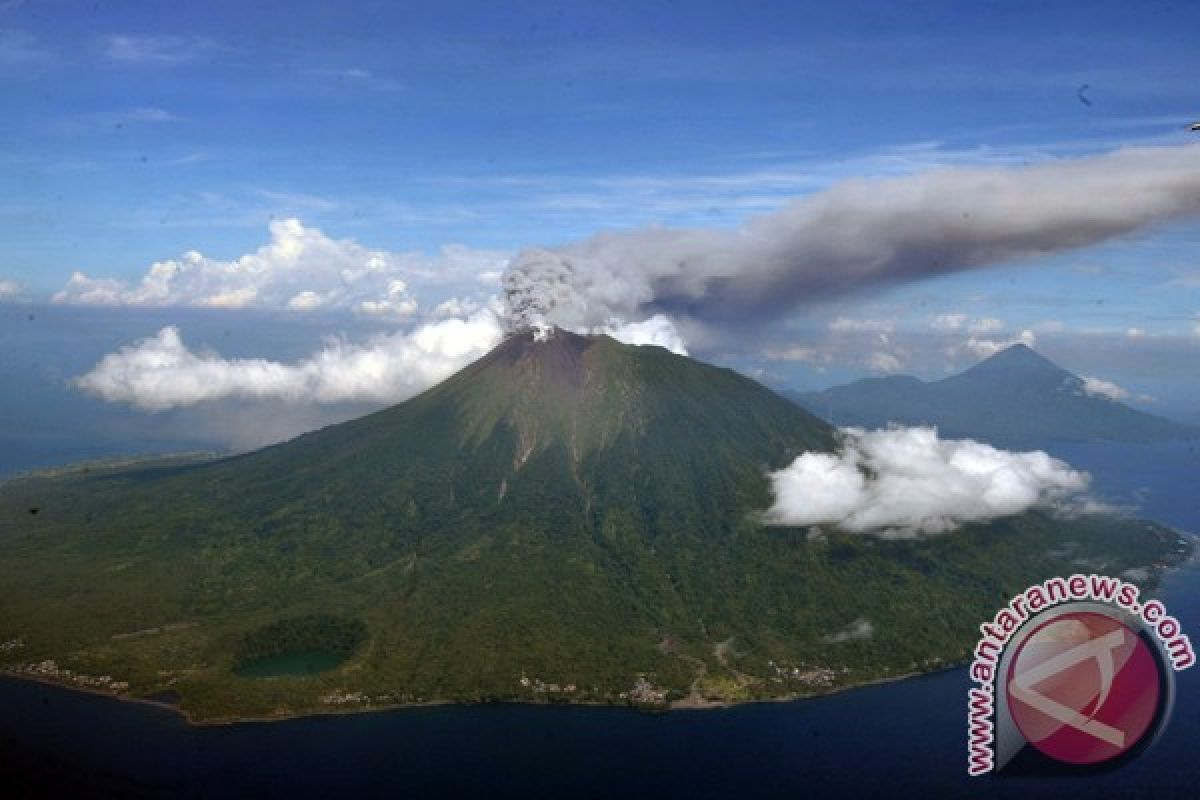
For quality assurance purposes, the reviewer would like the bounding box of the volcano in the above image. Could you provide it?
[791,343,1199,448]
[0,330,1187,720]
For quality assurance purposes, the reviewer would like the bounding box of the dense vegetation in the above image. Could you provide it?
[0,331,1189,721]
[232,614,367,670]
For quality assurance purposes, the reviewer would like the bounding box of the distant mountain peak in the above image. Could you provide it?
[982,342,1050,364]
[791,340,1198,446]
[995,341,1033,356]
[961,342,1067,381]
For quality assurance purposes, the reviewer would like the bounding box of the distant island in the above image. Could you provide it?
[788,344,1199,450]
[0,332,1190,723]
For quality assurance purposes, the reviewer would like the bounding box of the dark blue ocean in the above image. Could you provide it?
[1,437,1198,799]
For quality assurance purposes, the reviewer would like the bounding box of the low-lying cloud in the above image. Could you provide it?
[1080,375,1130,401]
[961,329,1037,359]
[504,143,1200,329]
[763,426,1090,536]
[73,310,690,410]
[74,311,506,411]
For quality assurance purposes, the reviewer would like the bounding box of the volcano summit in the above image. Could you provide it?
[0,330,1187,721]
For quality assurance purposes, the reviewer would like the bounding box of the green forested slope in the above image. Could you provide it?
[0,331,1187,720]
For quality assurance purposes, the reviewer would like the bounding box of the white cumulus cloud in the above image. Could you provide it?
[962,329,1036,359]
[52,218,508,318]
[0,279,22,299]
[432,296,482,318]
[74,307,692,411]
[74,310,506,411]
[763,426,1090,537]
[1081,375,1130,401]
[865,351,904,373]
[596,314,688,355]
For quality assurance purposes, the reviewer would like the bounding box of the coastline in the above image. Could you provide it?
[7,547,1192,727]
[5,537,1190,729]
[0,669,455,727]
[0,660,964,728]
[666,665,960,711]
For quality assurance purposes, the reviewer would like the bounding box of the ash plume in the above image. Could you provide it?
[503,143,1200,328]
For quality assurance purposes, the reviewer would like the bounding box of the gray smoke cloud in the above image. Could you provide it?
[503,143,1200,328]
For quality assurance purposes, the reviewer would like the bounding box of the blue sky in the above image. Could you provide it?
[2,0,1200,432]
[4,1,1198,267]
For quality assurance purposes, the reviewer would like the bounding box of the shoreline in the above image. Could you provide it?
[7,551,1190,734]
[7,551,1192,727]
[0,669,456,727]
[0,663,962,728]
[666,665,960,711]
[6,537,1191,729]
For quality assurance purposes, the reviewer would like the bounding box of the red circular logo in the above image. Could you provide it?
[1006,610,1163,765]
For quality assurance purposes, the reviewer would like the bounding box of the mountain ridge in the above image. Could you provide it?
[790,344,1198,447]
